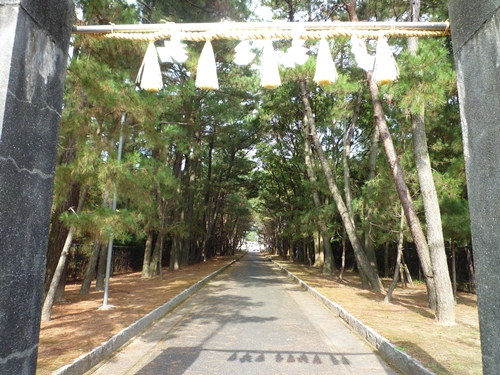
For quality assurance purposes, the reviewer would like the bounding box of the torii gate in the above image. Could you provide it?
[0,1,497,374]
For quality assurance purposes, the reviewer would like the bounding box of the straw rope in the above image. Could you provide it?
[92,28,450,42]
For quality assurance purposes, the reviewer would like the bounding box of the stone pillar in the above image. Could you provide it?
[0,1,74,374]
[448,1,500,374]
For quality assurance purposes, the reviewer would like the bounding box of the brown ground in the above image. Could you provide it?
[37,253,481,375]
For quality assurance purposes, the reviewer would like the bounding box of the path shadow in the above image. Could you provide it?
[135,347,357,375]
[141,293,279,345]
[395,341,452,374]
[455,292,478,308]
[357,291,435,320]
[135,347,201,375]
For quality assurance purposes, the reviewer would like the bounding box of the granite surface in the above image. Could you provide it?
[449,2,500,374]
[0,1,74,374]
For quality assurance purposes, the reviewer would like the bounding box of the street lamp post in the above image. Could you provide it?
[101,112,126,309]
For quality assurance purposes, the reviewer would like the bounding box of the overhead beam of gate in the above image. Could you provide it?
[72,21,450,41]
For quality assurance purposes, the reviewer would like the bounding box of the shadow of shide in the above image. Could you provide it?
[135,347,351,375]
[226,349,350,365]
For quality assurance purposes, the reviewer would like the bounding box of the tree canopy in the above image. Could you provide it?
[44,0,470,323]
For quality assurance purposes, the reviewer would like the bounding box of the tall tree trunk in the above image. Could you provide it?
[408,0,455,325]
[339,229,346,281]
[45,184,78,296]
[343,92,374,288]
[80,238,101,294]
[150,233,164,276]
[169,233,181,271]
[54,267,69,303]
[166,151,184,269]
[366,71,436,308]
[159,234,164,280]
[302,112,335,274]
[201,136,215,262]
[465,246,476,293]
[95,243,108,291]
[384,206,405,303]
[95,189,111,291]
[364,120,381,272]
[300,79,383,291]
[203,192,224,261]
[44,137,79,296]
[185,127,201,265]
[384,242,389,279]
[313,230,324,267]
[451,238,457,302]
[141,231,153,278]
[230,217,239,256]
[306,240,312,266]
[345,0,437,305]
[180,152,191,267]
[41,185,89,321]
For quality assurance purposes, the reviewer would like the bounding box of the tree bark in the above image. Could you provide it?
[313,230,324,267]
[451,238,456,302]
[95,189,111,291]
[169,232,181,271]
[465,246,476,293]
[384,242,389,279]
[44,137,79,296]
[364,120,381,272]
[41,185,89,321]
[339,229,346,281]
[343,91,374,288]
[384,207,405,303]
[300,79,383,291]
[184,127,201,265]
[302,112,335,274]
[79,238,100,294]
[366,71,435,306]
[201,136,215,262]
[54,267,69,303]
[150,233,164,276]
[95,243,107,291]
[407,0,455,325]
[141,231,153,278]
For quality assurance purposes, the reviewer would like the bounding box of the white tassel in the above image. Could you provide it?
[280,28,308,68]
[260,40,281,89]
[287,37,309,66]
[373,36,399,85]
[350,37,375,72]
[169,33,188,63]
[156,42,172,63]
[156,33,188,64]
[279,51,295,69]
[136,42,163,92]
[314,38,338,86]
[196,40,219,90]
[234,40,256,65]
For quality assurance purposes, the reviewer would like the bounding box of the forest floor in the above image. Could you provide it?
[37,252,481,375]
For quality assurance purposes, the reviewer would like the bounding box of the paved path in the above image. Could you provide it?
[87,253,398,375]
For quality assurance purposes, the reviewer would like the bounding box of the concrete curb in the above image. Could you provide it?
[267,257,435,375]
[52,253,246,375]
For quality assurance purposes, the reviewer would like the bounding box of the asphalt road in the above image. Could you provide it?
[87,252,398,375]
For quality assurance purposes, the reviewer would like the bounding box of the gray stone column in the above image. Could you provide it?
[0,1,74,374]
[448,1,500,374]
